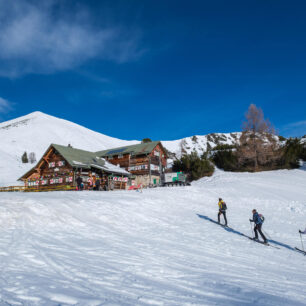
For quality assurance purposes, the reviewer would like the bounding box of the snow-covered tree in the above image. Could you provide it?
[29,152,37,164]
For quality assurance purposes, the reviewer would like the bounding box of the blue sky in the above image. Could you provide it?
[0,0,305,140]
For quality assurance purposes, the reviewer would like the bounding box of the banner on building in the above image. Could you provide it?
[128,164,148,171]
[49,162,56,168]
[113,176,128,182]
[150,164,160,171]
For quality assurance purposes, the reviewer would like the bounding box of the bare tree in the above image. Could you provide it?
[238,104,279,171]
[29,152,37,164]
[180,139,187,157]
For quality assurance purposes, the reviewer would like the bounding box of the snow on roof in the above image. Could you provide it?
[72,161,87,166]
[93,158,130,175]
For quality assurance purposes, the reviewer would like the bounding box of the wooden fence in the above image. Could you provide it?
[0,185,76,193]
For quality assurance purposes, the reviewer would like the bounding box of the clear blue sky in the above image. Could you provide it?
[0,0,305,139]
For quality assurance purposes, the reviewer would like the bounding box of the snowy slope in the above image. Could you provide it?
[0,169,305,305]
[0,112,139,186]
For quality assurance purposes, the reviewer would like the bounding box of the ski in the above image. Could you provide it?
[247,237,280,249]
[197,214,281,249]
[295,247,306,255]
[198,215,228,227]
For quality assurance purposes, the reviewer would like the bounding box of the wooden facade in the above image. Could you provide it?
[19,144,130,190]
[99,142,168,187]
[21,146,75,188]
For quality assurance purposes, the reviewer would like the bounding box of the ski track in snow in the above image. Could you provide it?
[0,169,305,305]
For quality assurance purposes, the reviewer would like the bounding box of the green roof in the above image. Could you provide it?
[19,144,130,180]
[52,144,129,175]
[96,141,162,157]
[52,144,105,169]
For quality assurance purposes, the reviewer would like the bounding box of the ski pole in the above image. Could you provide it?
[262,229,271,239]
[250,220,253,237]
[300,233,305,252]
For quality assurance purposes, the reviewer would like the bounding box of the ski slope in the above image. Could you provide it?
[0,169,305,305]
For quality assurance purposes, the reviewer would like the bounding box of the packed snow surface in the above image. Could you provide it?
[0,169,305,305]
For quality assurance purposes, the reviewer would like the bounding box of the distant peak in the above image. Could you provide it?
[26,111,51,118]
[29,111,45,116]
[0,111,57,128]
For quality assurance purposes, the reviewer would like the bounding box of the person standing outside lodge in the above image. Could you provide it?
[76,176,83,191]
[95,178,101,190]
[249,209,267,244]
[217,198,228,226]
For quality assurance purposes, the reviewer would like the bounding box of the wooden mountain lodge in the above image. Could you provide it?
[18,141,168,191]
[96,141,168,187]
[19,144,130,190]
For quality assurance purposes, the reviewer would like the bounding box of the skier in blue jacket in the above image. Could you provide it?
[249,209,267,244]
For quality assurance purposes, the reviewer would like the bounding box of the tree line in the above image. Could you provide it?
[173,104,306,181]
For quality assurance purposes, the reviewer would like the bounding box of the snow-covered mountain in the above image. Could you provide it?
[163,132,240,158]
[0,169,305,304]
[0,112,139,186]
[0,112,240,186]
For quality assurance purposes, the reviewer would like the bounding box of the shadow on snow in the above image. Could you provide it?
[196,214,295,251]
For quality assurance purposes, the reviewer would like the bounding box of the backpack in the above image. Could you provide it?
[221,202,227,211]
[259,214,265,223]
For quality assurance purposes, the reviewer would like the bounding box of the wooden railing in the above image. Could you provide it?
[0,186,25,192]
[0,185,76,192]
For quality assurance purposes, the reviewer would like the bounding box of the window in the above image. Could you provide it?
[118,154,123,158]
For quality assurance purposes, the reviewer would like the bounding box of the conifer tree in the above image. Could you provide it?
[22,152,28,163]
